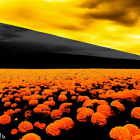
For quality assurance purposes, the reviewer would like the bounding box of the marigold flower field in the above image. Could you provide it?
[1,69,140,140]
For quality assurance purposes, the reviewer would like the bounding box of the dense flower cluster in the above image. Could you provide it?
[51,109,62,119]
[132,135,140,140]
[29,99,38,106]
[34,122,46,130]
[11,103,17,108]
[124,124,140,138]
[54,117,75,131]
[111,101,125,112]
[43,101,55,107]
[4,102,11,107]
[24,110,33,119]
[59,103,72,114]
[46,123,61,136]
[91,112,107,126]
[131,107,140,119]
[77,96,90,103]
[58,95,68,102]
[97,104,114,118]
[1,69,140,139]
[18,121,33,133]
[4,109,15,117]
[0,115,11,125]
[109,126,131,140]
[11,128,18,135]
[21,133,41,140]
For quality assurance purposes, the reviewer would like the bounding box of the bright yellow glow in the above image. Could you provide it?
[44,0,70,2]
[130,35,140,39]
[0,0,140,56]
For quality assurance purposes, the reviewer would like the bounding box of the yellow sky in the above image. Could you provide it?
[0,0,140,56]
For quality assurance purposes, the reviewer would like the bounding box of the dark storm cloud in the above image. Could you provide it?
[57,24,83,31]
[79,0,140,26]
[78,0,102,9]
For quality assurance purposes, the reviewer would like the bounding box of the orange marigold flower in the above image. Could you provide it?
[82,100,95,108]
[24,110,33,119]
[23,90,32,96]
[43,101,55,107]
[41,95,47,100]
[77,107,94,114]
[97,104,113,118]
[34,122,46,130]
[23,96,31,101]
[51,109,62,119]
[14,93,21,98]
[31,94,42,100]
[0,115,11,125]
[34,86,41,92]
[4,102,11,107]
[132,135,140,140]
[48,97,54,101]
[42,111,51,118]
[7,95,14,100]
[15,108,22,114]
[11,103,17,108]
[38,123,46,130]
[59,103,72,114]
[60,91,67,95]
[53,120,64,129]
[15,98,21,102]
[11,128,18,135]
[131,107,140,119]
[29,100,38,106]
[0,94,3,99]
[70,90,76,96]
[37,104,51,111]
[33,107,42,114]
[71,96,77,100]
[91,112,107,126]
[60,117,75,131]
[58,95,67,102]
[18,121,33,133]
[42,89,53,97]
[111,101,125,112]
[20,92,27,97]
[124,124,140,138]
[109,126,131,140]
[46,123,61,136]
[23,104,29,110]
[21,133,41,140]
[34,122,40,128]
[77,109,94,122]
[76,87,86,93]
[2,97,9,102]
[34,91,40,94]
[77,96,90,103]
[4,109,15,117]
[96,100,108,106]
[89,89,98,96]
[124,91,138,103]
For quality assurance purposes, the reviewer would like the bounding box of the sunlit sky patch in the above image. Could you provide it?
[0,0,140,55]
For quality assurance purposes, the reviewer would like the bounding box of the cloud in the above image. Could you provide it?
[79,0,140,26]
[78,0,102,9]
